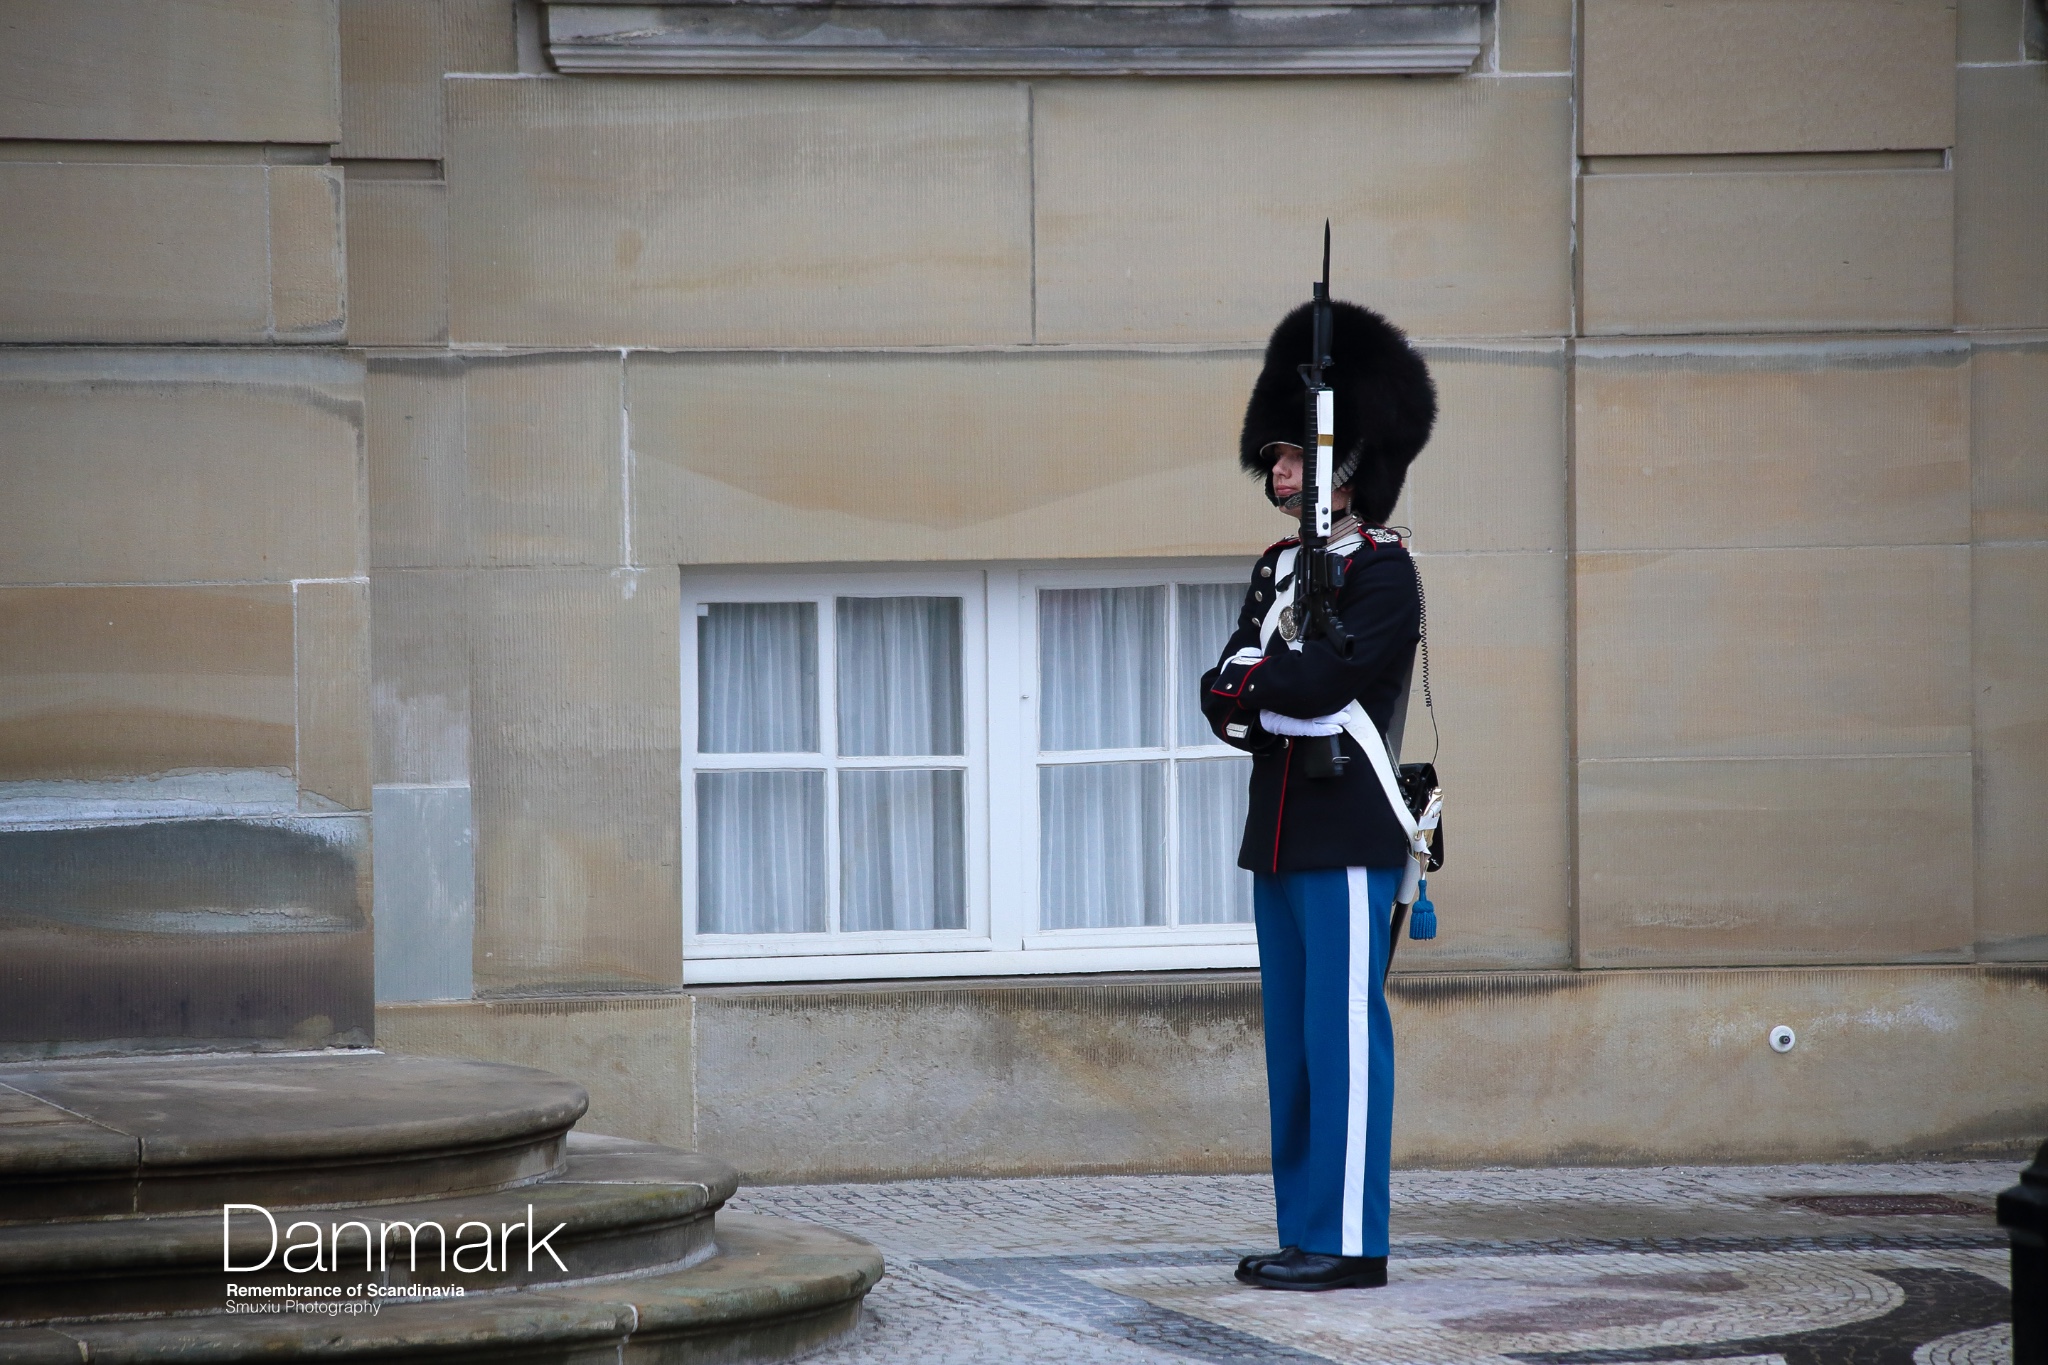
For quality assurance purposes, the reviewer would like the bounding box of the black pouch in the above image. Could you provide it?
[1397,762,1444,872]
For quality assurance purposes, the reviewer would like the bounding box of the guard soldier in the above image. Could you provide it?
[1199,299,1436,1291]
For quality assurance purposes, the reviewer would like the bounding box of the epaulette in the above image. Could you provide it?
[1261,535,1300,555]
[1363,526,1403,547]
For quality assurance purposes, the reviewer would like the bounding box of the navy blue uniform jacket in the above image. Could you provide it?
[1198,535,1422,873]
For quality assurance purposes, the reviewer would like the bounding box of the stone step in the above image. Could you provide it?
[0,1213,881,1364]
[0,1134,739,1323]
[0,1053,589,1220]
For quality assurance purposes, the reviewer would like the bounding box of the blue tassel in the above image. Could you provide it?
[1408,881,1437,940]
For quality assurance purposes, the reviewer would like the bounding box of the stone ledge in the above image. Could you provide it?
[545,1,1485,76]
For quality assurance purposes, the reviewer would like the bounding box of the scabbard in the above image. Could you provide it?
[1384,902,1409,987]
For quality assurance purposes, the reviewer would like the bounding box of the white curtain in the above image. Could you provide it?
[696,770,826,933]
[841,769,966,931]
[1039,587,1165,751]
[838,598,962,756]
[1177,757,1254,923]
[697,602,817,753]
[1040,761,1166,928]
[1175,582,1241,748]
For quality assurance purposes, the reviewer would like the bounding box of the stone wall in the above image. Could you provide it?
[1,0,2043,1162]
[0,1,371,1055]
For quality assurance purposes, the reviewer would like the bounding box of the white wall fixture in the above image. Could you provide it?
[1769,1024,1797,1053]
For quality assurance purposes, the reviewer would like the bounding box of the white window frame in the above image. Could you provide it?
[681,560,1261,986]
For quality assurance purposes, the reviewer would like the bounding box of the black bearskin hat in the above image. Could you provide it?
[1238,300,1437,526]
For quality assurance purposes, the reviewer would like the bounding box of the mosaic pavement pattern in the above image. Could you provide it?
[726,1162,2019,1365]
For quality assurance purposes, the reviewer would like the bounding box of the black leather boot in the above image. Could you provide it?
[1252,1252,1387,1291]
[1233,1246,1298,1285]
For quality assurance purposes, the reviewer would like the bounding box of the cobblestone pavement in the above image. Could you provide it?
[726,1162,2018,1365]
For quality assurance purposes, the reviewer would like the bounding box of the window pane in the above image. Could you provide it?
[696,770,827,933]
[1039,761,1166,929]
[1039,586,1165,752]
[841,769,966,931]
[1176,757,1254,924]
[697,602,817,754]
[837,597,964,757]
[1176,583,1242,749]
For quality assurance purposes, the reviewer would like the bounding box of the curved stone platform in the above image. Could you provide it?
[0,1053,589,1219]
[0,1052,882,1362]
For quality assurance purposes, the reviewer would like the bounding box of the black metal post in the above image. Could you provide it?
[1999,1139,2048,1364]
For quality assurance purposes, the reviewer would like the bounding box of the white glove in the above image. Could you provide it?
[1259,709,1346,738]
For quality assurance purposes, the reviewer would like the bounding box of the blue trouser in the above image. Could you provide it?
[1253,866,1400,1258]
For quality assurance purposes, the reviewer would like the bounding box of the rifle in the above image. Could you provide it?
[1293,223,1354,782]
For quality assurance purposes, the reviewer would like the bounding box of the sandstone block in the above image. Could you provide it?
[467,354,624,567]
[447,77,1031,347]
[268,166,348,341]
[1581,167,1949,335]
[340,0,445,159]
[1581,0,1954,155]
[1394,552,1571,971]
[1957,64,2048,329]
[1581,168,1953,334]
[1033,76,1573,342]
[470,569,681,992]
[1408,344,1567,553]
[1975,543,2048,961]
[1497,0,1574,72]
[372,784,476,1002]
[1579,754,1973,967]
[1959,0,2032,59]
[1972,335,2048,543]
[370,569,471,787]
[0,162,344,344]
[444,0,519,72]
[1576,546,1971,760]
[345,178,449,345]
[367,355,468,570]
[0,586,295,784]
[629,349,1275,564]
[0,0,339,143]
[0,350,364,584]
[296,581,373,813]
[1575,338,1971,551]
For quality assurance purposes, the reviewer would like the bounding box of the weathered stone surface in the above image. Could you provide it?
[1575,338,1971,551]
[1581,168,1953,334]
[371,568,471,786]
[0,163,340,344]
[1496,0,1574,72]
[470,569,681,993]
[1973,334,2048,543]
[445,0,519,71]
[0,816,374,1057]
[267,166,348,340]
[0,586,295,784]
[0,350,364,584]
[367,355,468,571]
[1959,0,2031,59]
[295,581,372,813]
[339,0,444,159]
[447,77,1031,346]
[377,995,695,1147]
[467,354,624,568]
[1581,0,1955,155]
[1577,546,1971,760]
[693,976,1268,1179]
[629,349,1273,564]
[345,178,450,345]
[1408,343,1567,553]
[372,783,476,1002]
[1394,552,1572,971]
[0,0,340,143]
[1975,543,2048,962]
[1578,755,1974,968]
[1957,63,2048,329]
[1033,76,1573,342]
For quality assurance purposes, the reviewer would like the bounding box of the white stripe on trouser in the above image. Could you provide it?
[1341,866,1373,1257]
